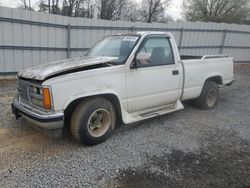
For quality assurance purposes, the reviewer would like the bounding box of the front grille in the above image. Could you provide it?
[18,79,29,103]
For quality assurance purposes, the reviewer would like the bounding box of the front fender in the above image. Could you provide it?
[62,90,126,111]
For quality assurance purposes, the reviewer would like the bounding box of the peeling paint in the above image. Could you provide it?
[18,56,118,81]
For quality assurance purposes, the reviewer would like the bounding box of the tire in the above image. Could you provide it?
[70,97,116,145]
[195,81,219,110]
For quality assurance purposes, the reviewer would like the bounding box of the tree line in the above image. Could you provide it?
[20,0,172,23]
[184,0,250,24]
[20,0,250,24]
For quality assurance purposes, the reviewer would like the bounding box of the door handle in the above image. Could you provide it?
[172,70,179,75]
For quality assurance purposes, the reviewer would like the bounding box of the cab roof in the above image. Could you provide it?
[136,31,169,36]
[114,31,171,37]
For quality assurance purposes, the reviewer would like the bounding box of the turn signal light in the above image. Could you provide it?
[42,88,52,109]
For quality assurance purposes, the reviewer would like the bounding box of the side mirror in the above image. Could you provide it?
[130,60,137,69]
[134,52,151,66]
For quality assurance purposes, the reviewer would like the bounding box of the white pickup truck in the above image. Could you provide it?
[12,32,234,145]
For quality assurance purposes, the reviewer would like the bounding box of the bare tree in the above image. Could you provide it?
[19,0,33,10]
[119,0,141,22]
[98,0,126,20]
[51,0,60,14]
[84,0,97,18]
[38,0,48,12]
[141,0,172,23]
[28,0,31,10]
[61,0,78,16]
[38,0,97,18]
[38,0,60,14]
[22,0,28,10]
[36,0,174,23]
[183,0,250,24]
[48,0,51,12]
[74,0,97,18]
[157,13,173,23]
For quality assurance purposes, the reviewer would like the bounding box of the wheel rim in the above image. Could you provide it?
[87,109,111,138]
[206,89,217,107]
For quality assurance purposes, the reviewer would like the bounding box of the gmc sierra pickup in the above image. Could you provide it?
[12,31,234,145]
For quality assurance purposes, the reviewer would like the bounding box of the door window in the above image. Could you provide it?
[136,37,175,66]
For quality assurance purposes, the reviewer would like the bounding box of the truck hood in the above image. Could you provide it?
[18,56,118,81]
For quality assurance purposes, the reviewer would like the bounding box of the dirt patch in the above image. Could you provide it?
[0,127,75,172]
[0,128,52,153]
[0,80,76,171]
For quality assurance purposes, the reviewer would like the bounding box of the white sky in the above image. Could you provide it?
[167,0,183,20]
[0,0,183,20]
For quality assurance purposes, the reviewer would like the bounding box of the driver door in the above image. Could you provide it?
[126,36,182,113]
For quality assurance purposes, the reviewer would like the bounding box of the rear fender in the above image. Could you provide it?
[197,73,223,96]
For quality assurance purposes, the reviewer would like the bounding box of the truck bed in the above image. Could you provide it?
[181,54,234,101]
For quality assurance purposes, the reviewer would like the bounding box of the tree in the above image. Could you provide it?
[20,0,33,10]
[183,0,250,24]
[84,0,97,18]
[74,0,97,18]
[141,0,172,23]
[61,0,78,16]
[38,0,49,12]
[35,0,175,23]
[22,0,28,10]
[119,0,141,22]
[38,0,97,18]
[51,0,60,14]
[38,0,60,14]
[157,13,173,23]
[98,0,126,20]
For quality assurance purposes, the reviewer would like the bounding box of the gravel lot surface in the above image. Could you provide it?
[0,65,249,187]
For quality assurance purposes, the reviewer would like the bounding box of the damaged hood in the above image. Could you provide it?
[18,56,118,81]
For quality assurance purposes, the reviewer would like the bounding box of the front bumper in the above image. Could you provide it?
[11,95,64,130]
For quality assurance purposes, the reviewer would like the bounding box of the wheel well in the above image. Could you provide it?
[206,76,223,85]
[64,94,123,127]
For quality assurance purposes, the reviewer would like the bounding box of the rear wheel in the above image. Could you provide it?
[70,97,116,145]
[195,81,219,110]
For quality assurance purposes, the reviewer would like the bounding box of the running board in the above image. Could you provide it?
[140,103,175,117]
[126,100,184,123]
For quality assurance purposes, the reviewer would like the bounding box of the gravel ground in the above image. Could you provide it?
[0,64,249,187]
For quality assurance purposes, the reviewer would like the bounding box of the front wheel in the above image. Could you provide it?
[70,98,116,145]
[195,81,219,110]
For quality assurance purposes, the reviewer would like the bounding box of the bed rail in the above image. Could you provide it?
[202,54,229,59]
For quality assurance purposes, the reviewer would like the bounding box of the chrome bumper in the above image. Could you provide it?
[11,95,64,130]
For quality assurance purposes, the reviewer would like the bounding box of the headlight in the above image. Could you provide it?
[29,85,52,110]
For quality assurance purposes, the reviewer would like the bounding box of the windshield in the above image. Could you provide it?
[87,35,139,64]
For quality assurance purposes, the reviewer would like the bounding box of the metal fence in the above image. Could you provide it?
[1,6,250,74]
